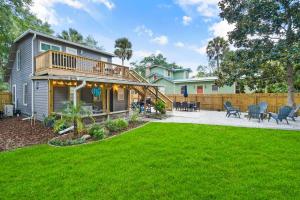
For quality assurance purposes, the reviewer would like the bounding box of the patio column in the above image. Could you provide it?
[143,86,148,114]
[127,85,131,112]
[106,85,111,120]
[102,86,106,113]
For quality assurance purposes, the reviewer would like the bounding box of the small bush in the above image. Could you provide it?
[89,124,105,139]
[53,119,68,133]
[105,118,128,132]
[43,114,56,128]
[49,138,85,146]
[154,100,166,114]
[129,111,140,124]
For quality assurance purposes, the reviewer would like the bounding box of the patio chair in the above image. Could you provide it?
[268,106,292,124]
[248,104,261,122]
[193,102,200,112]
[175,102,181,111]
[288,105,300,121]
[258,102,268,121]
[224,101,240,118]
[181,102,188,111]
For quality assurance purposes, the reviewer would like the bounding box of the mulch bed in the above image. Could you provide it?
[0,117,55,151]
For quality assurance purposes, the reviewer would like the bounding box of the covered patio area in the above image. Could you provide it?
[155,110,300,130]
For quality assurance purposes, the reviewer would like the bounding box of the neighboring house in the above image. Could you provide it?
[146,65,236,95]
[6,30,169,121]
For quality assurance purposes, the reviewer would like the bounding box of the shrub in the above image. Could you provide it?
[49,138,85,146]
[105,118,128,132]
[154,100,166,114]
[89,124,105,139]
[129,111,140,124]
[43,114,57,128]
[53,119,68,133]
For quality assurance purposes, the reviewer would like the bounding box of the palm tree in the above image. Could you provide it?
[57,28,83,43]
[206,37,229,72]
[114,38,133,65]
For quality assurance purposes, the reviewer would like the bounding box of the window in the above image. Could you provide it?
[40,42,61,52]
[118,88,124,101]
[16,50,21,71]
[12,84,17,108]
[212,85,218,92]
[181,85,186,94]
[66,47,77,55]
[167,70,171,76]
[23,83,28,106]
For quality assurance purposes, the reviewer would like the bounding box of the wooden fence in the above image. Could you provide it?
[167,93,300,113]
[0,92,11,111]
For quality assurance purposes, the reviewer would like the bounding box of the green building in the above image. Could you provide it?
[146,65,236,95]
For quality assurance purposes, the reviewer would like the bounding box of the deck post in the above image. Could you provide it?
[155,87,158,114]
[102,86,106,113]
[127,85,131,116]
[143,86,148,114]
[106,85,111,120]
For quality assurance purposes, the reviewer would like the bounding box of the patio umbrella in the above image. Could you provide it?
[183,85,188,98]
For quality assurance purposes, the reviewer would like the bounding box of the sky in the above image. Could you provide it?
[30,0,235,73]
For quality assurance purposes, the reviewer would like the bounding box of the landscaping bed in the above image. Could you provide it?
[0,117,55,151]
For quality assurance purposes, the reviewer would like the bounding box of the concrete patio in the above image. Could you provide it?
[154,110,300,131]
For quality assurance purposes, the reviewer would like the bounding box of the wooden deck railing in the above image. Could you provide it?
[35,50,130,79]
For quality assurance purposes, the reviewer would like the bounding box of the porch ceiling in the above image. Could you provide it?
[31,75,162,87]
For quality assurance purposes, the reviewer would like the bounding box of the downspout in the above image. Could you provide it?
[31,33,36,117]
[73,80,86,106]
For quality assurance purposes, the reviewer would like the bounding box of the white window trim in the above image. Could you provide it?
[39,41,62,52]
[12,84,17,108]
[23,83,28,106]
[212,84,219,93]
[16,50,20,71]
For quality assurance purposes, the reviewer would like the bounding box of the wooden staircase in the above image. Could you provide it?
[128,70,173,111]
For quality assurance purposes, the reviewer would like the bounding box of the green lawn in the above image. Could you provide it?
[0,123,299,199]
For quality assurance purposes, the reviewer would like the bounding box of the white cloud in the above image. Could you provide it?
[31,0,114,25]
[134,25,154,37]
[151,35,169,45]
[182,16,192,25]
[92,0,115,10]
[209,20,235,39]
[174,42,185,47]
[189,45,206,55]
[176,0,219,18]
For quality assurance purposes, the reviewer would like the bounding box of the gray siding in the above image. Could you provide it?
[10,35,33,116]
[33,36,112,62]
[34,80,48,120]
[113,89,128,111]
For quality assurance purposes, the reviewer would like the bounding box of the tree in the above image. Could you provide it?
[114,38,133,65]
[130,53,182,77]
[206,37,229,72]
[84,35,104,50]
[196,65,214,77]
[57,28,83,43]
[219,0,300,106]
[0,0,53,80]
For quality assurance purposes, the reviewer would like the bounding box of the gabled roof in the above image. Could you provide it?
[152,77,174,84]
[150,65,192,72]
[14,29,115,57]
[173,77,218,83]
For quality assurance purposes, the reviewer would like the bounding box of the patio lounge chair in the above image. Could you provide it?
[288,105,300,121]
[258,102,268,121]
[248,104,261,122]
[175,102,181,110]
[193,102,200,112]
[224,101,240,118]
[268,106,292,124]
[181,102,188,111]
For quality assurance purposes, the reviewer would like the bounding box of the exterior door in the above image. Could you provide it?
[197,86,203,94]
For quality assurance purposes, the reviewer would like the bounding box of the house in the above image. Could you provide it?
[146,65,236,95]
[6,30,172,121]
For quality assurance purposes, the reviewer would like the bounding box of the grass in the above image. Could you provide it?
[0,123,299,199]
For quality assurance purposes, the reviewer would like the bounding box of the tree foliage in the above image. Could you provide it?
[206,37,229,72]
[57,29,103,50]
[0,0,53,77]
[114,38,133,65]
[196,65,214,77]
[218,0,300,105]
[130,54,182,77]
